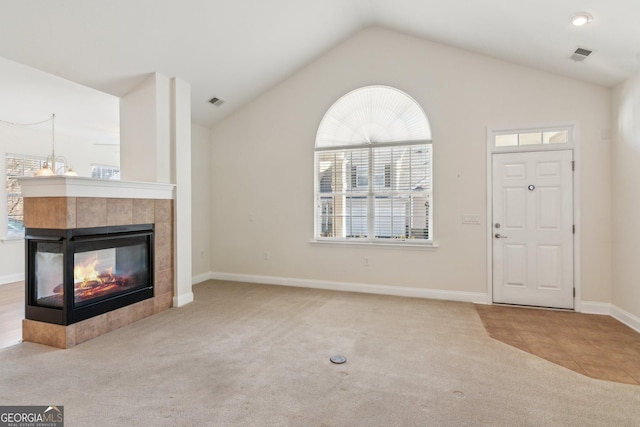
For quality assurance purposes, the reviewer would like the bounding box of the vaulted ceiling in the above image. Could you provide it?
[1,0,639,130]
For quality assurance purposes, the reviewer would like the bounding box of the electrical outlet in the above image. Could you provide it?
[363,257,369,266]
[263,252,269,260]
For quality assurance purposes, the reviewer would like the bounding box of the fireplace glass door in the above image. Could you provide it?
[34,241,64,308]
[26,224,154,325]
[73,240,149,307]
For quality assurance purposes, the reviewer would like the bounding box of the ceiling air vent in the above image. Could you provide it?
[209,97,225,107]
[570,47,593,62]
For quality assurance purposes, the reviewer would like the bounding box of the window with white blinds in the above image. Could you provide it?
[91,164,120,180]
[5,154,49,235]
[315,86,433,243]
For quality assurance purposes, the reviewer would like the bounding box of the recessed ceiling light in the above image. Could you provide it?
[571,12,593,26]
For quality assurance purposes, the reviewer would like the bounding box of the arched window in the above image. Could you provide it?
[315,86,433,243]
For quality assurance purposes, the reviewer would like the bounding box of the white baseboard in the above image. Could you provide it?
[581,300,640,334]
[192,272,214,285]
[580,301,612,315]
[611,305,640,334]
[173,291,194,307]
[0,273,24,286]
[209,272,489,304]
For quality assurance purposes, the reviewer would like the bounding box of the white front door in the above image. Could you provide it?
[492,150,574,309]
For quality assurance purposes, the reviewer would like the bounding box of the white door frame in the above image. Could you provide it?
[485,122,582,311]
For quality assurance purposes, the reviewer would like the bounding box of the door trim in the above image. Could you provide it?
[485,122,581,311]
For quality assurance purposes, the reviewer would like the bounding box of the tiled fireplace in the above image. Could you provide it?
[19,177,175,348]
[26,224,155,325]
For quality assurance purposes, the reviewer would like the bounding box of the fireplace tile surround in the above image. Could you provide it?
[19,177,175,348]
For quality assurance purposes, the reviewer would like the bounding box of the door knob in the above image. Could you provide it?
[494,233,508,239]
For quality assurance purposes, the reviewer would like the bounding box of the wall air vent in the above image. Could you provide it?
[209,97,225,107]
[570,47,593,62]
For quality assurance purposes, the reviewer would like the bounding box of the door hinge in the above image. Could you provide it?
[571,161,575,171]
[572,225,575,234]
[573,288,576,297]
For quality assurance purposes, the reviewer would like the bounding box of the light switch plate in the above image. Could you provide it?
[462,214,481,224]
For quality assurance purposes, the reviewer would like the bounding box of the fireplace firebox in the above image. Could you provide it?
[25,224,154,325]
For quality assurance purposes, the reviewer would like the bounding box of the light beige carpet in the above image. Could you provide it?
[1,280,639,426]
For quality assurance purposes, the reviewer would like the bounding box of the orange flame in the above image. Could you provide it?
[74,255,101,288]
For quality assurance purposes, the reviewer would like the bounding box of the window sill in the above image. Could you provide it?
[310,239,439,250]
[1,235,25,243]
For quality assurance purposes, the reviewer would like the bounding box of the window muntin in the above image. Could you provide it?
[315,86,432,244]
[494,129,569,147]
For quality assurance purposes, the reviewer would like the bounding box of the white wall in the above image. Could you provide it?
[612,71,640,319]
[0,240,23,284]
[120,73,171,183]
[191,123,212,280]
[209,28,612,302]
[0,123,119,284]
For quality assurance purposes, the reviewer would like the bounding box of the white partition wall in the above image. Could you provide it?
[120,73,193,307]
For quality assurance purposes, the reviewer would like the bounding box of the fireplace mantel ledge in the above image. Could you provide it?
[18,176,175,200]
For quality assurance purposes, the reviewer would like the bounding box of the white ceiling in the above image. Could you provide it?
[0,0,639,132]
[0,57,120,145]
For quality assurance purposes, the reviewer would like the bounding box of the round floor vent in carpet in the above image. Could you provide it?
[330,355,346,364]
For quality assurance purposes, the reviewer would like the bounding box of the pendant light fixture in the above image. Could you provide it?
[34,162,55,176]
[35,114,58,176]
[34,113,76,177]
